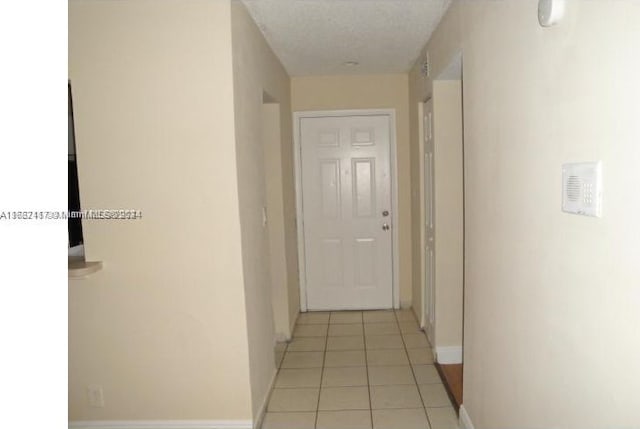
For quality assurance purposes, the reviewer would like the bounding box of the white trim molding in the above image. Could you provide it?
[435,346,463,364]
[275,311,298,342]
[288,311,299,341]
[69,421,252,429]
[459,405,475,429]
[293,109,401,312]
[273,332,289,343]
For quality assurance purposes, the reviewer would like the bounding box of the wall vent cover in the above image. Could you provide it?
[566,175,583,201]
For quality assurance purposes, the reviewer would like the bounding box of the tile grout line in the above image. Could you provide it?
[359,313,374,429]
[395,309,434,429]
[313,314,330,428]
[364,311,406,427]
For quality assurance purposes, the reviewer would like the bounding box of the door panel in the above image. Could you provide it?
[354,238,376,287]
[300,115,393,310]
[320,159,341,218]
[353,158,375,217]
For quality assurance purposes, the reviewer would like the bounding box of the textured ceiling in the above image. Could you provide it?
[242,0,452,76]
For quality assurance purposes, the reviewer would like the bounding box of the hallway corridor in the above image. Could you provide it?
[263,310,458,429]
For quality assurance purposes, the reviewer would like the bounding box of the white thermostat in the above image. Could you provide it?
[562,161,602,217]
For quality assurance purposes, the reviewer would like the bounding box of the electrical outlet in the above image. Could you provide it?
[87,385,105,408]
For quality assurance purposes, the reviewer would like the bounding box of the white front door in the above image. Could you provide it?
[299,114,393,310]
[423,100,436,344]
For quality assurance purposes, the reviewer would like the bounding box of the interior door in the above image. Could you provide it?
[300,114,393,310]
[424,100,436,344]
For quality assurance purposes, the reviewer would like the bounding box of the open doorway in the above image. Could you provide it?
[68,83,84,253]
[421,52,465,410]
[262,95,289,366]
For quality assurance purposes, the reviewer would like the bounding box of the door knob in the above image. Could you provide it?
[382,224,390,231]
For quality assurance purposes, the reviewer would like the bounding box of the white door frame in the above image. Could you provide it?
[293,109,400,312]
[421,98,436,344]
[417,99,427,330]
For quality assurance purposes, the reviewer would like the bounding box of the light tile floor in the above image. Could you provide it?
[264,310,459,429]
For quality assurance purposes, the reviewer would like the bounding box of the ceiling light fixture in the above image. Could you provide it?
[538,0,565,27]
[343,61,359,67]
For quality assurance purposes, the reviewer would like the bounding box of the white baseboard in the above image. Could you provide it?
[399,300,412,310]
[459,405,475,429]
[273,311,299,343]
[435,346,463,364]
[274,311,298,342]
[274,332,289,343]
[288,311,299,341]
[69,421,252,429]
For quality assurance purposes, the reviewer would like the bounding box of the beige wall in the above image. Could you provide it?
[291,74,413,307]
[230,0,296,419]
[433,80,464,349]
[68,0,253,422]
[410,1,640,427]
[262,102,290,339]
